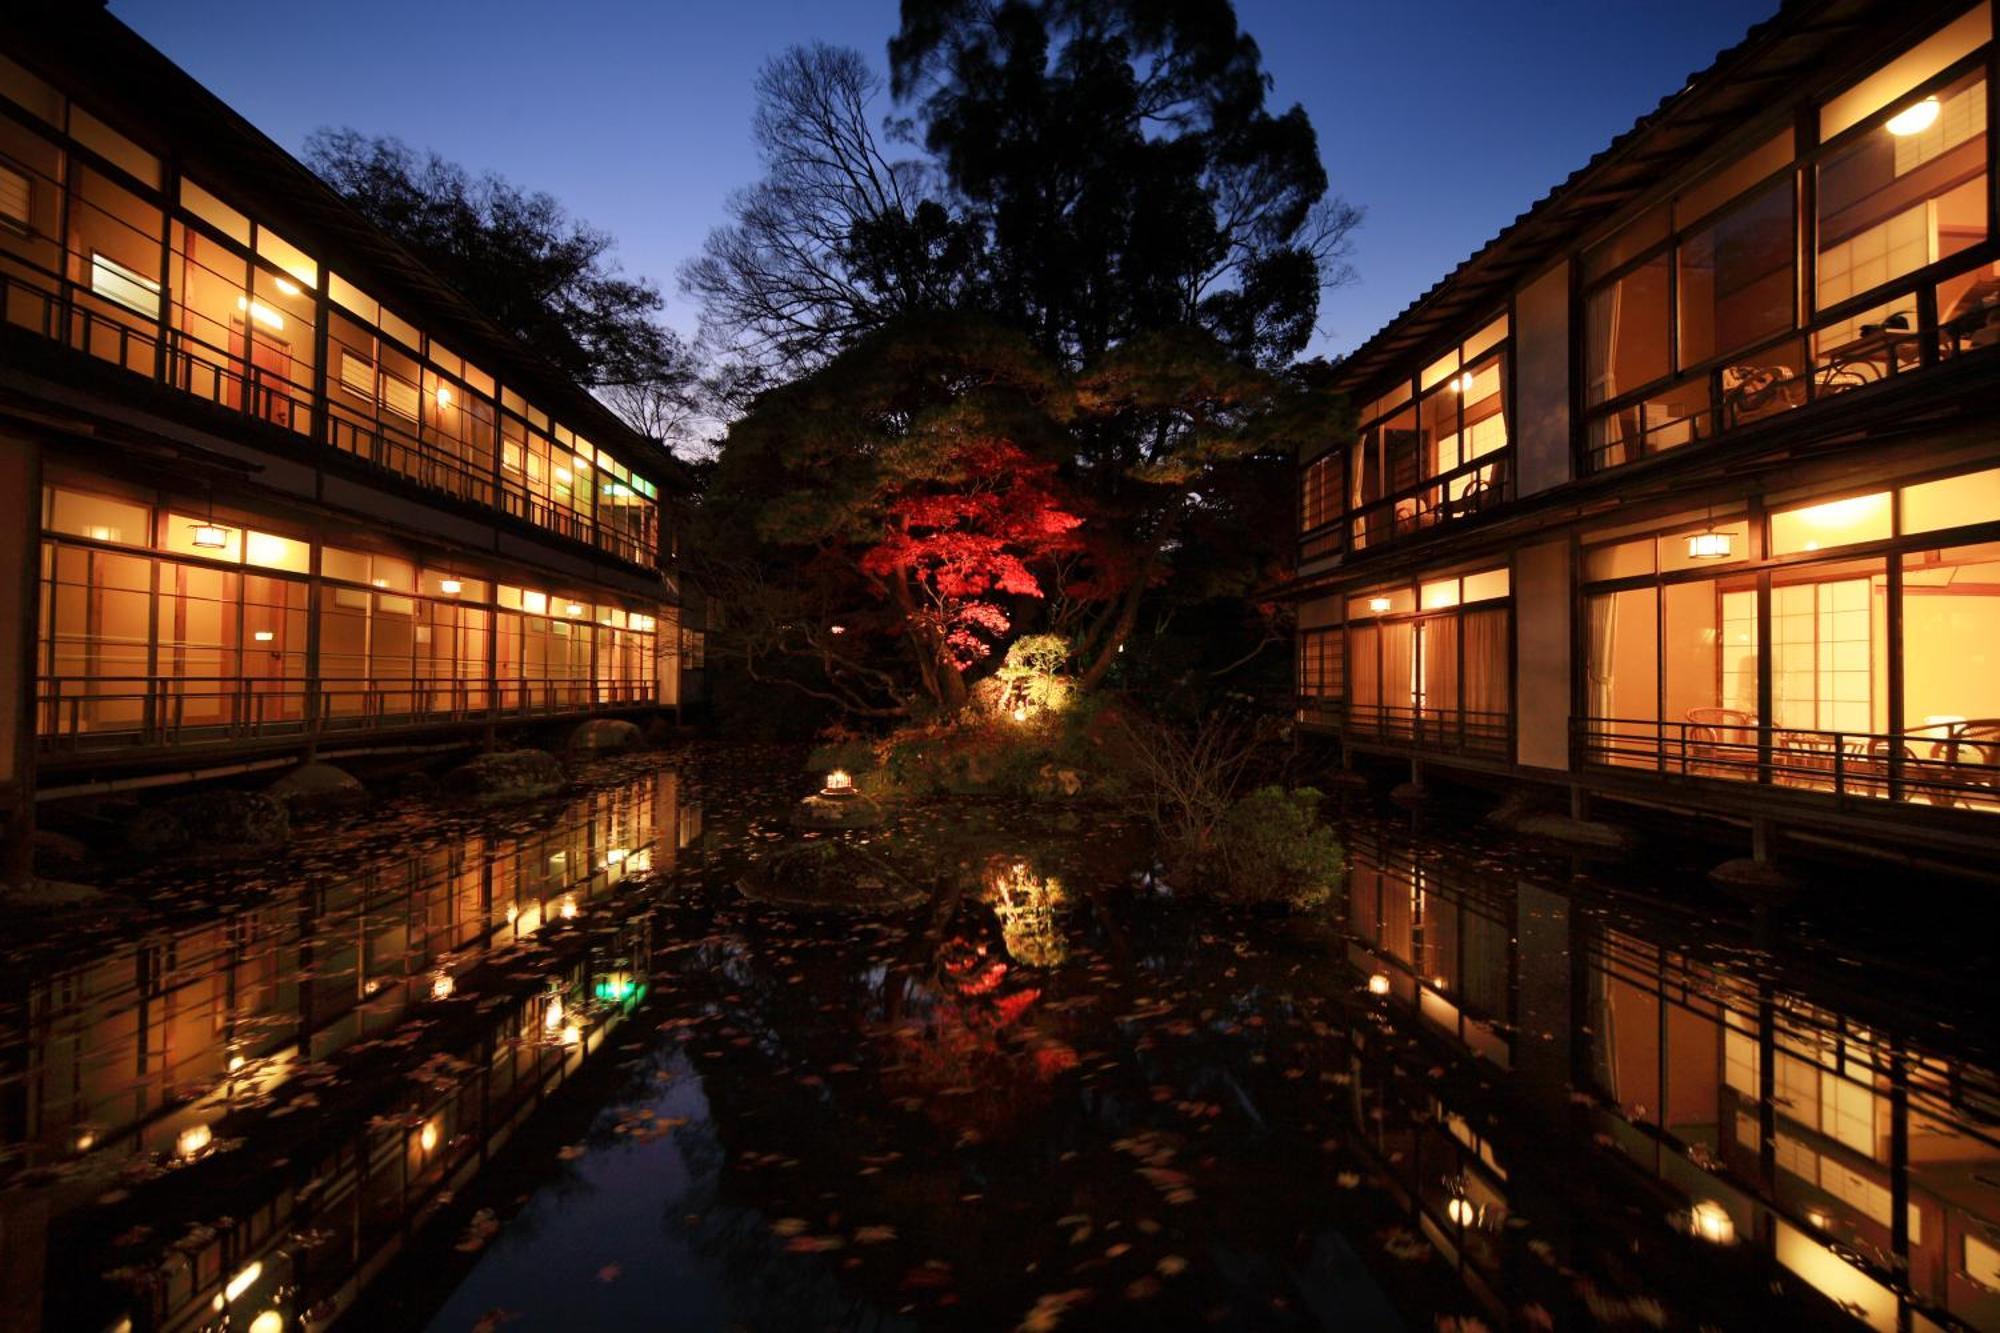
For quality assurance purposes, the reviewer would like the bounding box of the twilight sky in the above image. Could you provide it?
[113,0,1775,360]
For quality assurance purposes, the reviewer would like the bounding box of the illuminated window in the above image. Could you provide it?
[1770,492,1893,555]
[1901,466,2000,534]
[338,349,374,399]
[90,252,159,319]
[381,374,420,420]
[0,159,28,231]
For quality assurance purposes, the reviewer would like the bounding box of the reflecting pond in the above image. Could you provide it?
[3,744,1996,1332]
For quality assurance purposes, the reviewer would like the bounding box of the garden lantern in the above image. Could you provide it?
[821,768,856,797]
[1367,972,1391,995]
[1690,1199,1736,1244]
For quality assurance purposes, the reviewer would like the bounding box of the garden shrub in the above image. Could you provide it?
[1210,785,1343,910]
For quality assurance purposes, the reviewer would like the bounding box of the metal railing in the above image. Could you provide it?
[1,258,663,567]
[36,674,660,755]
[1342,702,1513,757]
[1348,453,1510,554]
[1583,255,2000,473]
[1574,715,2000,811]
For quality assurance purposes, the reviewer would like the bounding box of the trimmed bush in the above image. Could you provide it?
[1210,786,1343,910]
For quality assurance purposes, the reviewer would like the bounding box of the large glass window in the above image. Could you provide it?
[1345,318,1509,551]
[1344,567,1510,754]
[1816,70,1988,312]
[1580,467,2000,807]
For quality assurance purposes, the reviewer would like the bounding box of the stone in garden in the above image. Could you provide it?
[265,761,367,812]
[125,790,290,859]
[567,718,645,754]
[448,749,568,803]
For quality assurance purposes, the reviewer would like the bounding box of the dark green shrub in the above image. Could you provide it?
[1210,786,1343,909]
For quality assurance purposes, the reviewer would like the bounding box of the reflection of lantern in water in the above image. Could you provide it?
[1690,1199,1736,1244]
[224,1260,262,1303]
[1367,972,1391,996]
[1011,706,1029,723]
[1446,1194,1477,1227]
[983,858,1069,967]
[419,1119,439,1153]
[543,993,565,1031]
[177,1122,213,1158]
[248,1311,284,1333]
[559,895,579,920]
[561,1023,582,1046]
[431,971,455,1001]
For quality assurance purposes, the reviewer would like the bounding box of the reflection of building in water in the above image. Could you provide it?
[0,768,689,1333]
[982,858,1069,968]
[1340,835,2000,1332]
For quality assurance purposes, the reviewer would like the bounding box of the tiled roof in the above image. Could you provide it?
[1330,0,1953,394]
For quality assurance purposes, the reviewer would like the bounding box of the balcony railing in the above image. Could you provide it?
[1584,255,2000,473]
[36,674,660,756]
[1347,452,1510,554]
[0,259,662,569]
[1575,715,2000,811]
[1342,702,1513,758]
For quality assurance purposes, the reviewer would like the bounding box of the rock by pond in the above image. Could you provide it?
[122,788,290,859]
[264,760,367,812]
[446,748,568,803]
[567,717,645,755]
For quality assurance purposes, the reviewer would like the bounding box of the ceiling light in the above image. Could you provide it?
[191,522,229,550]
[440,578,462,595]
[1686,529,1733,559]
[274,277,302,297]
[1368,596,1392,613]
[1886,96,1940,136]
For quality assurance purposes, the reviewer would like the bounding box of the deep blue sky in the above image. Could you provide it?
[113,0,1774,359]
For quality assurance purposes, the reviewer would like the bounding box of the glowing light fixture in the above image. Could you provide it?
[829,624,846,635]
[544,994,565,1030]
[1686,528,1733,559]
[227,1054,246,1072]
[249,1311,284,1333]
[1452,371,1477,395]
[235,295,285,331]
[253,630,275,643]
[1886,96,1941,136]
[431,972,455,1001]
[436,385,453,409]
[1011,705,1029,723]
[274,277,302,297]
[1368,596,1392,613]
[564,602,584,617]
[561,1023,582,1047]
[1367,972,1392,996]
[418,1119,439,1153]
[821,768,855,797]
[1446,1195,1477,1227]
[176,1123,213,1158]
[605,847,629,864]
[191,522,230,550]
[225,1261,262,1303]
[1690,1199,1737,1244]
[74,1129,97,1153]
[559,895,579,920]
[88,525,115,542]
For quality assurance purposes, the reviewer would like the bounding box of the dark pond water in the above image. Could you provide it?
[3,743,1996,1333]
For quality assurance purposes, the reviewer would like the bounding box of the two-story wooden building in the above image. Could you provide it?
[1293,0,2000,869]
[0,4,699,881]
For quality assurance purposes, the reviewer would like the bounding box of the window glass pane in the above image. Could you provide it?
[1461,567,1510,602]
[254,226,317,290]
[1819,2,1992,140]
[1902,466,2000,534]
[1676,130,1794,229]
[1583,537,1655,583]
[1420,349,1457,391]
[1462,314,1508,362]
[1771,492,1893,555]
[0,52,63,125]
[1586,254,1669,405]
[1679,178,1795,367]
[1816,73,1988,312]
[179,178,249,246]
[1770,558,1888,734]
[1583,205,1669,284]
[0,160,29,229]
[1585,586,1659,728]
[1901,540,2000,737]
[1420,578,1460,611]
[1665,578,1761,730]
[244,530,308,573]
[46,487,148,545]
[69,105,159,188]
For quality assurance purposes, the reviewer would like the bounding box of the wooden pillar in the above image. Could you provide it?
[0,432,43,887]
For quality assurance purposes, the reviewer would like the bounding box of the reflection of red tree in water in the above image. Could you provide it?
[882,933,1078,1137]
